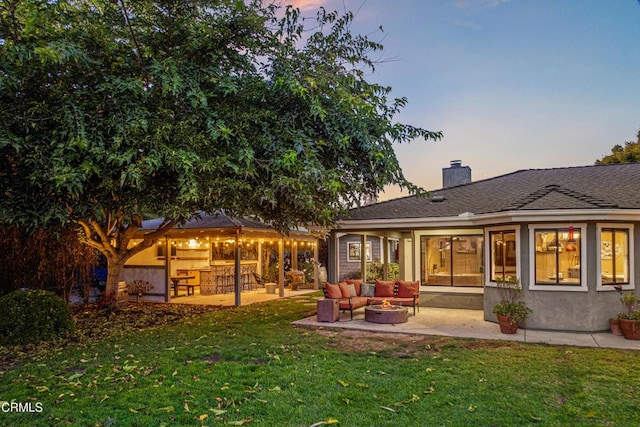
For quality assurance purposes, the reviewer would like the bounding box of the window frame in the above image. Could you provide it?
[420,234,484,286]
[596,224,634,291]
[484,225,520,287]
[528,223,587,292]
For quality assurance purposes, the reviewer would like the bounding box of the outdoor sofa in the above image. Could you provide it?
[321,279,420,320]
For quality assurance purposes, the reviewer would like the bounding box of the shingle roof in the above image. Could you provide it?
[346,163,640,220]
[141,211,272,231]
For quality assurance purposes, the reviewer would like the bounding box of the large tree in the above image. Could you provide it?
[0,1,441,294]
[595,130,640,165]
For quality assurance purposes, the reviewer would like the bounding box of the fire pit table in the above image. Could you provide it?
[364,304,409,324]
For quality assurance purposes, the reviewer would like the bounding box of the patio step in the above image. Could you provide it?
[420,292,483,310]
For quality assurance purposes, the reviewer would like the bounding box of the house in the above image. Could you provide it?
[328,162,640,332]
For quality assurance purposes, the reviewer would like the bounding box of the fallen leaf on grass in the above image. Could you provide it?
[198,413,208,421]
[210,409,227,416]
[380,406,397,413]
[226,417,253,425]
[158,406,174,412]
[184,402,190,412]
[337,380,349,387]
[310,418,339,426]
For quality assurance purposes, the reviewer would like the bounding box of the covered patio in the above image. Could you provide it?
[122,211,320,305]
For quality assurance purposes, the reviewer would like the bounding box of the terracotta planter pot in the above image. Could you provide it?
[618,319,640,340]
[497,314,519,334]
[609,318,623,336]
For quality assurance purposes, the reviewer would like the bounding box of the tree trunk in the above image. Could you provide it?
[105,256,126,297]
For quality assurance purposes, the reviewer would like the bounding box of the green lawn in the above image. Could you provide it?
[0,294,638,426]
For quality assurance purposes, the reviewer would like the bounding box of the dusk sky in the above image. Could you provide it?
[290,0,640,200]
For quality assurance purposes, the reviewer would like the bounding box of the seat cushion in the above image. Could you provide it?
[338,296,368,310]
[397,280,419,298]
[390,297,416,307]
[374,280,395,297]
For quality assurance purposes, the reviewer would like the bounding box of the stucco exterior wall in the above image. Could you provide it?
[484,222,640,332]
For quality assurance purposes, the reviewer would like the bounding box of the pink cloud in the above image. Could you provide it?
[287,0,328,11]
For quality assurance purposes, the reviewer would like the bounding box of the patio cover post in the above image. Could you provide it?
[313,240,319,289]
[164,237,171,303]
[360,234,367,282]
[292,242,298,271]
[383,236,389,280]
[234,235,241,307]
[278,237,285,297]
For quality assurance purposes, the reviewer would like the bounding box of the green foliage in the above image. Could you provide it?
[492,276,532,322]
[614,286,639,320]
[595,130,640,165]
[297,260,315,283]
[0,0,441,295]
[366,261,400,281]
[0,290,75,345]
[0,0,441,233]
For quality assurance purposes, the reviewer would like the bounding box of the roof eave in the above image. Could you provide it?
[336,209,640,231]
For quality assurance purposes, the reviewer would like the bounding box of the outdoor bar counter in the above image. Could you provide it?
[200,262,258,294]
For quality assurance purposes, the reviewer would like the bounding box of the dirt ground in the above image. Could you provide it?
[313,328,510,357]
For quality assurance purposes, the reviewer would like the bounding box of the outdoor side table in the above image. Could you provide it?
[317,299,339,322]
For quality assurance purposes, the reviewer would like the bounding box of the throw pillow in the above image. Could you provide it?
[345,279,363,296]
[374,280,395,297]
[346,284,357,297]
[360,283,375,297]
[338,282,352,298]
[398,280,419,298]
[325,283,342,299]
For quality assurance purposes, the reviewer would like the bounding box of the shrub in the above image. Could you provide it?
[0,290,75,345]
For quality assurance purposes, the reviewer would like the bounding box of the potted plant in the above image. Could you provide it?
[264,264,279,294]
[492,276,532,334]
[614,286,640,340]
[609,285,627,336]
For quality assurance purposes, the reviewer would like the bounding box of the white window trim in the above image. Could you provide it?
[596,223,635,291]
[528,223,588,292]
[484,225,520,287]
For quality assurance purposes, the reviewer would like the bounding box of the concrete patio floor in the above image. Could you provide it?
[170,289,640,351]
[293,306,640,351]
[167,288,319,306]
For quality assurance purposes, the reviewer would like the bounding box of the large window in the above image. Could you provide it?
[600,228,629,285]
[421,235,484,287]
[490,230,516,282]
[534,227,582,286]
